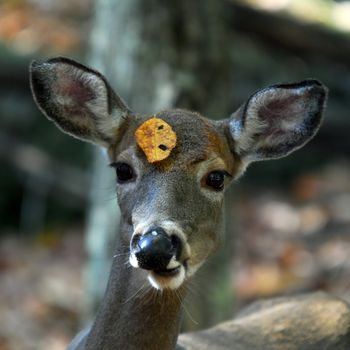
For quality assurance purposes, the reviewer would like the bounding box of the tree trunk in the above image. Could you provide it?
[85,0,237,330]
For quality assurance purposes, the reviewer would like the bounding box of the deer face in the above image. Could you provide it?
[110,110,239,289]
[30,57,327,290]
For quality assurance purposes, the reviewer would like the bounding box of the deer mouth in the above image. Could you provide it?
[148,258,190,290]
[153,266,181,277]
[148,264,186,290]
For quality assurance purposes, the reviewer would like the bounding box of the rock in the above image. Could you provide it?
[178,292,350,350]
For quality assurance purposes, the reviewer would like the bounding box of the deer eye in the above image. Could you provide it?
[111,162,134,183]
[205,171,229,191]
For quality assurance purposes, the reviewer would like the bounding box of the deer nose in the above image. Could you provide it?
[131,227,181,271]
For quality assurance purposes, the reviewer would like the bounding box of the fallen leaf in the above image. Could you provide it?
[135,117,177,163]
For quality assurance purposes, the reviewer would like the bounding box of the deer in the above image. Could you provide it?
[30,57,350,350]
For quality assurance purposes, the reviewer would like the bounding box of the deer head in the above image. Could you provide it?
[30,57,327,291]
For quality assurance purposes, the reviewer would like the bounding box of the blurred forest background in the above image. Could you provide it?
[0,0,350,349]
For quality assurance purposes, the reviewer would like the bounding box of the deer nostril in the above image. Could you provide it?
[171,234,182,260]
[131,233,141,250]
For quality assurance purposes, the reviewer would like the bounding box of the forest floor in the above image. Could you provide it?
[0,160,349,350]
[0,229,85,350]
[233,160,350,306]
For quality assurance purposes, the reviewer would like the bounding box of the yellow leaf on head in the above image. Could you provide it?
[135,117,177,163]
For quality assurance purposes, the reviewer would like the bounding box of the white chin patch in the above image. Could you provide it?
[148,266,186,290]
[129,253,185,290]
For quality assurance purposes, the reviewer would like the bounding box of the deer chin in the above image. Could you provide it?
[129,252,187,290]
[148,265,186,290]
[147,258,205,290]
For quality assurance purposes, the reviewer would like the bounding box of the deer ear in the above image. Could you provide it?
[227,80,327,164]
[30,57,131,147]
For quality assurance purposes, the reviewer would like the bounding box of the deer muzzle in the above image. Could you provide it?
[131,227,182,272]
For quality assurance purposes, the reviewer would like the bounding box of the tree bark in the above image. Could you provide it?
[85,0,238,330]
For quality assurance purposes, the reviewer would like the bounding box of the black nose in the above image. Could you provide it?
[132,227,181,270]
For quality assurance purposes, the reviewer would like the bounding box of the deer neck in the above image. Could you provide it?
[85,222,185,350]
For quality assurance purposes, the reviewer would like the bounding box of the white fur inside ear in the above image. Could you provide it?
[229,82,324,162]
[54,63,106,108]
[53,62,127,142]
[229,106,267,156]
[85,75,128,139]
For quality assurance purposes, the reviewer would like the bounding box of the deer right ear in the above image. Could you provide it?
[227,80,327,165]
[30,57,131,147]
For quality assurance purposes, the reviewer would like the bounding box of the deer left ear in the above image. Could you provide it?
[227,80,327,164]
[30,57,132,147]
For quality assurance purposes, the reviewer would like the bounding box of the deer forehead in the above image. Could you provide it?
[109,109,238,174]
